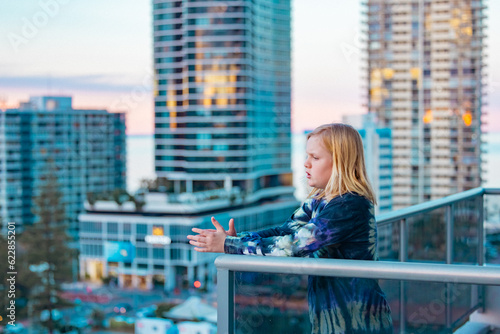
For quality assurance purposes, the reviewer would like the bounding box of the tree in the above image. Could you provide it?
[86,192,97,207]
[130,195,145,211]
[112,188,129,206]
[0,232,10,318]
[0,220,32,322]
[140,177,174,193]
[19,172,73,333]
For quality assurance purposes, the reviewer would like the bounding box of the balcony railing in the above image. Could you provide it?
[215,187,500,333]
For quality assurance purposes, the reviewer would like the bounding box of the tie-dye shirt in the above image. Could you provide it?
[224,192,393,334]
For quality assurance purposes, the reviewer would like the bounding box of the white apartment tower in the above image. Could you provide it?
[366,0,486,208]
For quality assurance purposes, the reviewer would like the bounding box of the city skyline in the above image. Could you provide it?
[1,0,498,135]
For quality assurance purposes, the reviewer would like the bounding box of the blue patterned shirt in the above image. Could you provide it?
[224,192,393,334]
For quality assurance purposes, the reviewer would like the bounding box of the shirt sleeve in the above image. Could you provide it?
[238,198,313,238]
[224,194,371,257]
[224,197,314,254]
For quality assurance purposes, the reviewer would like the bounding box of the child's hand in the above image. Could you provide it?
[195,218,236,236]
[227,218,237,236]
[187,217,230,253]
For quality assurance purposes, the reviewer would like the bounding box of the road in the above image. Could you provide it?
[19,283,214,333]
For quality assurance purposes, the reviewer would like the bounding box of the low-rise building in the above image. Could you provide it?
[79,187,299,291]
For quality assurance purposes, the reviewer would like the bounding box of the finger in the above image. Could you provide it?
[187,235,207,243]
[194,247,209,252]
[195,236,207,243]
[228,218,236,236]
[211,216,225,232]
[192,228,211,235]
[189,240,206,247]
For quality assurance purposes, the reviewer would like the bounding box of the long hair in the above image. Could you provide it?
[307,123,377,204]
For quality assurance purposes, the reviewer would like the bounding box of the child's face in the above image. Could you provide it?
[304,135,333,189]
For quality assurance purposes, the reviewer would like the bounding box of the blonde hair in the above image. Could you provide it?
[306,123,377,204]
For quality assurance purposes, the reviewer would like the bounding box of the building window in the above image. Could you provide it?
[171,248,182,260]
[137,247,148,258]
[123,223,131,235]
[107,222,118,234]
[153,248,165,259]
[81,221,102,233]
[81,244,103,256]
[137,224,148,235]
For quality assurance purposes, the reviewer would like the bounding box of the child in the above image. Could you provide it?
[188,123,393,334]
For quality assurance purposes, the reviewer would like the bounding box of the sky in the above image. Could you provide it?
[0,0,499,134]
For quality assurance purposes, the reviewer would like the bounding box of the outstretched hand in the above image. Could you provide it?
[187,217,235,253]
[199,217,237,237]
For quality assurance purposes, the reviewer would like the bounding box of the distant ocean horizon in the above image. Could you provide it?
[127,131,500,198]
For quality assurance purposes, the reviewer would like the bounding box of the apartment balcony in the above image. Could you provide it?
[215,187,500,333]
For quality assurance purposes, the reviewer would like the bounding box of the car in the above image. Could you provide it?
[136,305,158,318]
[113,302,132,314]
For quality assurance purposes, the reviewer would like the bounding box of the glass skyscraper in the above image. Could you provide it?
[77,0,298,291]
[153,0,293,198]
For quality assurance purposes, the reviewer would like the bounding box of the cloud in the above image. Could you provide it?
[0,74,152,93]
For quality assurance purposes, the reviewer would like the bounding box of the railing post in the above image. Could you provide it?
[478,194,484,266]
[399,218,408,262]
[478,194,485,313]
[217,268,235,334]
[445,204,454,265]
[445,204,454,331]
[399,218,407,333]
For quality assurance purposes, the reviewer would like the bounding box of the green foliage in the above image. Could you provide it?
[112,188,130,206]
[0,233,12,316]
[91,308,106,328]
[86,192,96,206]
[155,302,178,318]
[101,276,111,285]
[130,195,145,211]
[140,177,174,193]
[18,171,73,332]
[109,318,134,331]
[0,231,32,320]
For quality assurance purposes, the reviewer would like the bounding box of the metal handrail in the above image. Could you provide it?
[485,188,500,195]
[215,255,500,286]
[376,187,485,226]
[215,187,500,333]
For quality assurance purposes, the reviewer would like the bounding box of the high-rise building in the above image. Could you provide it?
[97,0,299,291]
[153,0,293,199]
[0,96,126,241]
[365,0,486,209]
